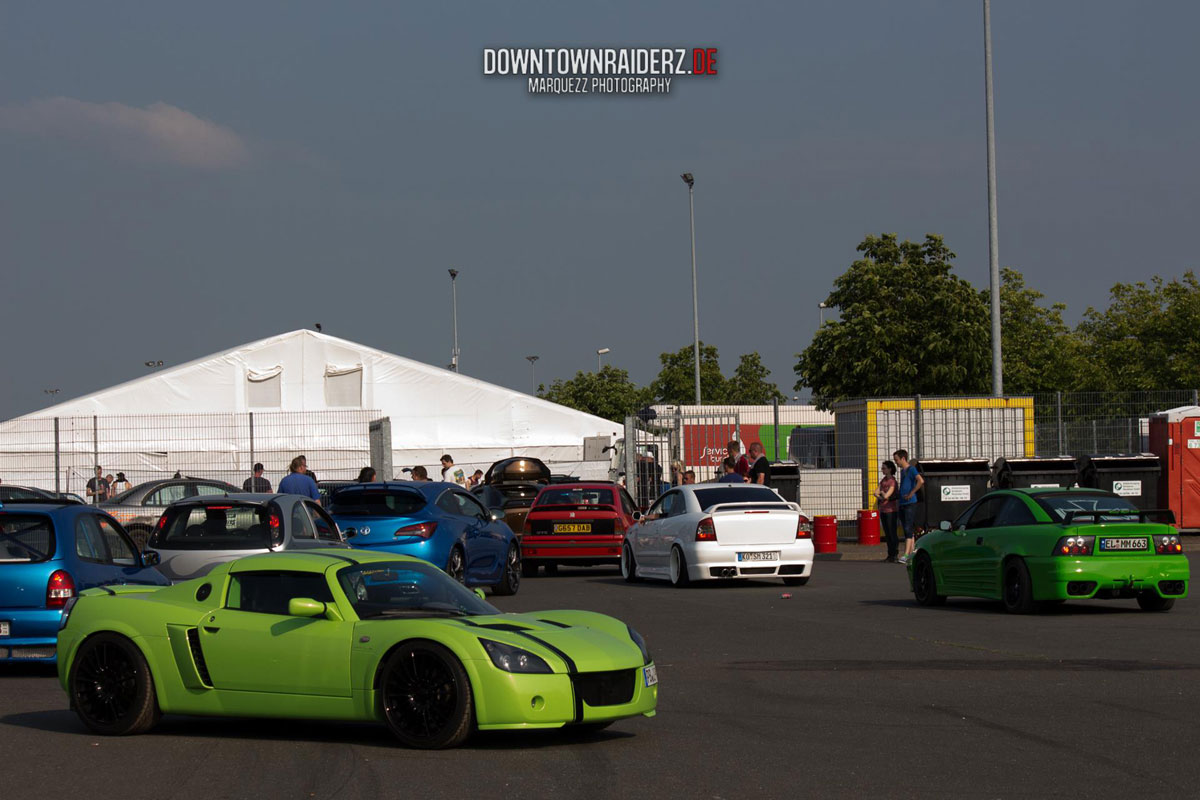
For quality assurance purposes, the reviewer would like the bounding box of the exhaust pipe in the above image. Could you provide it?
[720,567,737,578]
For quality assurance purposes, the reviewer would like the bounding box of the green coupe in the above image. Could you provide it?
[907,488,1189,614]
[57,549,657,748]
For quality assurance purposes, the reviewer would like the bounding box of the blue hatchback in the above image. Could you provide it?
[328,481,521,595]
[0,501,169,663]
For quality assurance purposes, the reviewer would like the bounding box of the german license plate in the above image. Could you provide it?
[643,665,658,687]
[553,523,591,533]
[1099,537,1148,551]
[738,551,779,561]
[0,621,9,637]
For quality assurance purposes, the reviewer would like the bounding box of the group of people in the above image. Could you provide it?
[874,449,925,564]
[85,466,132,503]
[668,440,773,487]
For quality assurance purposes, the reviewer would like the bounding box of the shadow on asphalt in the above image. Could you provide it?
[0,663,59,678]
[859,598,1145,615]
[587,576,798,590]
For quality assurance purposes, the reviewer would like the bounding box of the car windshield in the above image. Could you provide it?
[536,488,615,507]
[0,514,55,563]
[151,504,272,550]
[107,486,139,504]
[0,486,51,501]
[692,486,788,511]
[328,489,427,516]
[1036,493,1142,523]
[337,561,498,619]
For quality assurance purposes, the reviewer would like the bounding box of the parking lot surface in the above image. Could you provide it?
[3,555,1198,799]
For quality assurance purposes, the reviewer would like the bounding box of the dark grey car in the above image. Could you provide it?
[101,478,240,548]
[145,493,349,582]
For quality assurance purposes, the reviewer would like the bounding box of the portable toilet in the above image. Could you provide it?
[1148,405,1200,532]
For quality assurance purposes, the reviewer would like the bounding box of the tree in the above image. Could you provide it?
[649,342,729,405]
[986,268,1085,394]
[1074,272,1200,390]
[794,233,991,406]
[727,353,787,404]
[538,365,653,422]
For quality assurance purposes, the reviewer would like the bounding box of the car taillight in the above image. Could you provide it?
[796,514,813,539]
[47,570,75,608]
[614,517,626,534]
[1156,534,1183,554]
[396,522,437,539]
[1053,535,1094,556]
[695,518,716,542]
[154,514,168,533]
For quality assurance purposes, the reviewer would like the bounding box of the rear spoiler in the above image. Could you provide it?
[1063,509,1175,525]
[706,501,799,514]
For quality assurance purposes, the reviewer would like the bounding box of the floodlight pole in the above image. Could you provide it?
[681,173,700,405]
[526,355,539,393]
[449,269,460,373]
[984,0,1003,396]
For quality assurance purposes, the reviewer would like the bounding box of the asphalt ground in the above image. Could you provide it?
[3,554,1199,799]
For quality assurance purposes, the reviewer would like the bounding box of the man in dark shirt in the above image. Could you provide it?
[717,457,746,483]
[85,466,110,504]
[747,442,771,487]
[243,463,272,493]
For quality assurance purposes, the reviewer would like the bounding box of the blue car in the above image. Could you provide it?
[0,500,169,663]
[328,481,521,595]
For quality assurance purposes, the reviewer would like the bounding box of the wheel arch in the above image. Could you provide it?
[68,628,166,709]
[369,636,487,722]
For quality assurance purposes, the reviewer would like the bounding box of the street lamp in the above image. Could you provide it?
[596,347,610,371]
[984,0,1003,396]
[43,388,60,396]
[681,172,700,405]
[526,355,539,393]
[448,269,460,373]
[818,302,827,326]
[144,360,163,368]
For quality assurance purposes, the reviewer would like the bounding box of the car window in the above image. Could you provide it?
[227,570,334,615]
[436,491,461,516]
[97,517,139,565]
[457,492,491,521]
[305,502,342,542]
[659,492,682,517]
[291,502,316,539]
[966,497,1007,530]
[0,486,48,501]
[329,489,427,516]
[691,486,787,511]
[194,483,229,497]
[75,515,109,563]
[151,504,273,551]
[645,494,669,519]
[0,514,55,563]
[620,490,636,517]
[993,497,1037,527]
[1035,493,1141,523]
[146,483,187,506]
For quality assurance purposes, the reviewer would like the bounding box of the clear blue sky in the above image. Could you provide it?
[2,1,1196,417]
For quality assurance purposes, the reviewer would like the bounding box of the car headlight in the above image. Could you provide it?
[480,639,552,673]
[58,596,78,631]
[627,625,651,664]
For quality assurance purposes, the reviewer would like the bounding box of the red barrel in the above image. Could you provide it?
[857,509,881,546]
[813,515,838,553]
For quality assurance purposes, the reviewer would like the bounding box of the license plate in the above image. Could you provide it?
[0,621,9,637]
[1099,537,1148,551]
[553,524,591,533]
[643,664,658,687]
[737,551,779,562]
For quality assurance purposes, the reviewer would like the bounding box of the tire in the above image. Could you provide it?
[69,633,161,736]
[492,543,521,596]
[380,641,474,749]
[1136,592,1175,612]
[521,560,539,578]
[669,546,691,587]
[621,542,641,583]
[1002,558,1037,614]
[445,546,466,584]
[782,576,809,587]
[912,554,946,607]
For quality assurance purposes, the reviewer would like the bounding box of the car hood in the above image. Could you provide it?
[451,610,646,673]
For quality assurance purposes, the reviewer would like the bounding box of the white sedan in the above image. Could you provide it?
[621,484,814,587]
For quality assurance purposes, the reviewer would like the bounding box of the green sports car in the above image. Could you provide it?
[907,488,1189,614]
[57,549,657,748]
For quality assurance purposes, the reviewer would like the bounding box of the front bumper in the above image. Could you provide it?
[0,607,62,662]
[686,541,815,581]
[1027,556,1190,601]
[473,662,658,730]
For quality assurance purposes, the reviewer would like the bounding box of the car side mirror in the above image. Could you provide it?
[938,521,951,532]
[490,510,505,522]
[288,597,326,618]
[632,511,642,521]
[474,588,486,601]
[141,550,161,567]
[342,527,357,538]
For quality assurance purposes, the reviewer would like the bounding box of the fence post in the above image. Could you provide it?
[1193,389,1198,407]
[772,398,781,461]
[92,415,99,504]
[914,394,922,459]
[1056,391,1063,455]
[249,412,255,473]
[54,417,61,494]
[1092,419,1098,454]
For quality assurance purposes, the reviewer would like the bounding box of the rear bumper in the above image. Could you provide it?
[685,540,815,581]
[0,607,61,662]
[521,535,622,562]
[1027,556,1190,601]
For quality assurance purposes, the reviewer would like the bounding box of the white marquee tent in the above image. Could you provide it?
[0,330,620,490]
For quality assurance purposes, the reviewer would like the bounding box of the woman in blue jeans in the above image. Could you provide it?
[875,461,900,562]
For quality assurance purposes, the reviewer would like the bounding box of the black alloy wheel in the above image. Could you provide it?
[445,547,466,583]
[69,633,160,735]
[493,543,521,596]
[381,641,473,749]
[912,555,946,607]
[1002,558,1036,614]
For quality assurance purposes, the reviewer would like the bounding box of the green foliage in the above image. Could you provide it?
[794,233,991,406]
[537,365,653,422]
[727,352,787,404]
[649,342,730,405]
[1075,272,1200,390]
[989,268,1085,394]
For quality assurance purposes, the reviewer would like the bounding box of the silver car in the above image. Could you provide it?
[102,478,241,549]
[145,493,349,582]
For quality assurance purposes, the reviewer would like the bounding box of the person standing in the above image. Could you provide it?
[894,449,924,564]
[717,457,745,483]
[875,460,900,563]
[243,463,272,493]
[278,456,321,503]
[682,470,697,485]
[86,466,110,504]
[440,455,466,486]
[110,472,132,495]
[726,440,750,479]
[467,469,484,488]
[356,466,377,483]
[747,442,771,487]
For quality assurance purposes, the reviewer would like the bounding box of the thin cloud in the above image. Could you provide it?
[0,97,250,168]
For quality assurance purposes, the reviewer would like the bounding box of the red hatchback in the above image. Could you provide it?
[521,483,640,576]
